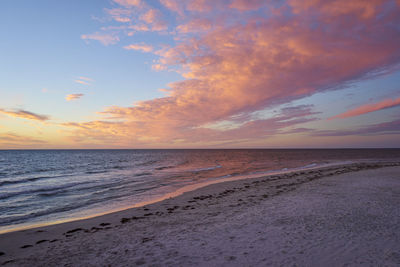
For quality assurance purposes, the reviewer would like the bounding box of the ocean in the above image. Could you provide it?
[1,149,399,233]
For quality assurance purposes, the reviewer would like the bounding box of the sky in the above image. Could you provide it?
[1,0,400,149]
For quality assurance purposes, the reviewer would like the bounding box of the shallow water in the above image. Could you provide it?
[1,149,399,232]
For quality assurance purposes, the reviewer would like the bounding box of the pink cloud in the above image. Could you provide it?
[106,8,132,23]
[159,0,185,16]
[129,24,149,32]
[289,0,385,19]
[159,0,228,14]
[329,96,400,120]
[113,0,142,7]
[124,43,153,52]
[186,0,214,12]
[62,105,318,147]
[81,32,119,46]
[140,9,167,31]
[73,0,400,146]
[176,18,212,33]
[230,0,266,11]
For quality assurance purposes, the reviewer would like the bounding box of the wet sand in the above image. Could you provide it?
[0,162,399,266]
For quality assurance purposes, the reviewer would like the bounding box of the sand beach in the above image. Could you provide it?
[0,162,399,266]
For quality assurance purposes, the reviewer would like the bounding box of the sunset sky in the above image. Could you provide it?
[1,0,400,149]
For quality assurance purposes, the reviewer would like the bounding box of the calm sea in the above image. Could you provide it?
[1,149,399,233]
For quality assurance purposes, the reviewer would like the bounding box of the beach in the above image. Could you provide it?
[0,162,399,266]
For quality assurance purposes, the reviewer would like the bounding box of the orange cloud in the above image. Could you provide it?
[74,80,89,85]
[78,76,93,81]
[328,96,400,120]
[0,132,47,148]
[0,109,50,121]
[65,94,84,101]
[124,43,153,52]
[152,64,167,71]
[74,76,93,85]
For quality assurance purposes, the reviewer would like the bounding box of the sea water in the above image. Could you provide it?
[1,149,399,233]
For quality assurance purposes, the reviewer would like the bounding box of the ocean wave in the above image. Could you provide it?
[2,149,397,231]
[0,174,74,187]
[133,185,160,193]
[0,181,92,200]
[0,191,143,226]
[6,165,77,178]
[134,172,152,177]
[155,165,175,170]
[85,170,108,174]
[302,163,318,168]
[136,160,158,167]
[111,165,125,170]
[228,162,332,180]
[37,189,69,197]
[191,165,222,172]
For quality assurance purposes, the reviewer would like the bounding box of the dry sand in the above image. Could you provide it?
[0,162,399,266]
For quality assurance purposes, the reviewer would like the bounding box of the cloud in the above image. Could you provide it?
[229,0,266,11]
[328,96,400,120]
[74,76,94,85]
[108,0,400,122]
[139,9,167,31]
[78,76,93,81]
[84,1,168,46]
[0,132,47,147]
[289,0,384,20]
[74,80,90,85]
[312,119,400,136]
[176,18,212,33]
[61,104,318,147]
[159,0,185,16]
[124,43,153,52]
[81,32,119,45]
[0,109,50,121]
[113,0,142,7]
[106,7,133,23]
[65,94,84,101]
[152,64,167,71]
[60,121,135,146]
[73,0,400,146]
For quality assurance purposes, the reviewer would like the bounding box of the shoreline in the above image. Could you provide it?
[0,159,386,235]
[1,161,399,266]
